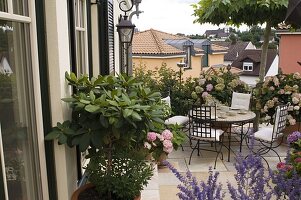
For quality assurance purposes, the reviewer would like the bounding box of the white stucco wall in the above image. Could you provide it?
[44,0,78,199]
[265,55,279,77]
[239,75,258,87]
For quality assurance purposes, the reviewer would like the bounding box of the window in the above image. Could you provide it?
[0,0,7,12]
[184,46,192,69]
[0,19,43,200]
[243,62,253,71]
[74,0,88,76]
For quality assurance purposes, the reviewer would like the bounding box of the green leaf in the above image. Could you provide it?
[85,105,100,113]
[99,116,109,128]
[70,72,77,82]
[79,134,91,152]
[90,91,95,102]
[112,127,120,139]
[108,100,119,107]
[58,134,68,144]
[123,109,133,118]
[62,97,77,102]
[45,131,61,140]
[131,111,142,121]
[80,99,91,104]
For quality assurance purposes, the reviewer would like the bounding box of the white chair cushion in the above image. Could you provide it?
[192,128,224,141]
[165,115,189,125]
[231,92,251,110]
[161,96,171,108]
[253,127,283,142]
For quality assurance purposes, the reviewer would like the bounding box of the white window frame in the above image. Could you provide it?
[0,0,50,199]
[243,62,253,71]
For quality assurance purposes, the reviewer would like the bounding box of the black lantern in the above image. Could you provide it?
[116,15,136,44]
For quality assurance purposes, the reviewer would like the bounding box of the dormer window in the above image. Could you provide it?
[243,62,253,71]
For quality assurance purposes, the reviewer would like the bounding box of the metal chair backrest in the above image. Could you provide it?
[231,92,251,110]
[190,105,217,139]
[272,105,288,140]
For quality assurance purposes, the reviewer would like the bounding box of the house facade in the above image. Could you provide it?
[278,32,301,74]
[132,29,227,79]
[211,41,256,66]
[0,0,129,199]
[231,49,279,86]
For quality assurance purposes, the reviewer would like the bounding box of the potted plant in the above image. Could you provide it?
[45,72,169,200]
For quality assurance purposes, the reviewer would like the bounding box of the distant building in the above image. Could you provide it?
[277,32,301,74]
[211,41,256,65]
[231,49,278,86]
[204,27,233,40]
[132,29,227,79]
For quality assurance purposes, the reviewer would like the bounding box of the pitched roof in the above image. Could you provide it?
[204,28,224,36]
[211,41,249,61]
[211,44,228,53]
[132,29,186,55]
[231,49,277,76]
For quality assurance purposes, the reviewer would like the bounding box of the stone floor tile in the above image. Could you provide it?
[159,185,179,200]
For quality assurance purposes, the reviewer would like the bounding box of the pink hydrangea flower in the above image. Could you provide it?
[163,140,173,149]
[163,146,173,154]
[294,157,301,163]
[276,162,286,170]
[162,129,173,140]
[278,89,285,94]
[202,92,209,98]
[147,132,157,142]
[206,84,213,91]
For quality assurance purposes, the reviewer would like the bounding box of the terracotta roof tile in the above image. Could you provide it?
[211,44,228,52]
[132,29,186,55]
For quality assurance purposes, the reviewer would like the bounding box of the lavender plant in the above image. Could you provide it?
[227,153,274,200]
[164,161,225,200]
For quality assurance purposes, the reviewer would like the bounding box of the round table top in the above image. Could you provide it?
[216,108,256,123]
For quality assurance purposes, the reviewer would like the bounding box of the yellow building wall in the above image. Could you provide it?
[133,55,203,79]
[208,54,224,67]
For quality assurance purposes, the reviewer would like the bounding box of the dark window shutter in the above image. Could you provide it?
[98,0,115,75]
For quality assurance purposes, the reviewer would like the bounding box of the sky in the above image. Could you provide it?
[131,0,248,35]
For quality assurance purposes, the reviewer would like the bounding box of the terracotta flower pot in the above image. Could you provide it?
[157,153,168,168]
[71,183,141,200]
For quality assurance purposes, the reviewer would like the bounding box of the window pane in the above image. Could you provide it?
[0,0,7,12]
[0,20,41,200]
[76,31,86,75]
[13,0,29,16]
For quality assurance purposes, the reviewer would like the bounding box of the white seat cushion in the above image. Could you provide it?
[165,115,189,125]
[192,128,224,141]
[253,127,283,142]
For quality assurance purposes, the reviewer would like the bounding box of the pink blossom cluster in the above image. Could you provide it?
[145,129,174,154]
[276,162,293,172]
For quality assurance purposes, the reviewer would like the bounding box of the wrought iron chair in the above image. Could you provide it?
[246,105,288,168]
[161,96,189,127]
[188,105,225,169]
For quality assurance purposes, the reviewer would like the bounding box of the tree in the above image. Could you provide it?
[192,0,288,82]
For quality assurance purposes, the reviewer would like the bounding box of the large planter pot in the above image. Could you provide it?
[71,183,141,200]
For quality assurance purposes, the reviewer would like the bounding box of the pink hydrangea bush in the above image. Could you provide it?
[255,73,301,125]
[144,129,174,161]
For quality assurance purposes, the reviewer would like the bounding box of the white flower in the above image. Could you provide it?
[144,142,151,150]
[292,97,300,104]
[294,106,300,111]
[289,118,296,125]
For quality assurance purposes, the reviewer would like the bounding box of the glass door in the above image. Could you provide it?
[0,19,41,200]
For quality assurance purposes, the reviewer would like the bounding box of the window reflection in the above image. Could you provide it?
[0,20,40,200]
[0,0,7,12]
[13,0,29,16]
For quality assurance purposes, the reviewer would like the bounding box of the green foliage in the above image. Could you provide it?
[134,63,195,116]
[192,0,288,27]
[86,149,153,200]
[45,72,167,199]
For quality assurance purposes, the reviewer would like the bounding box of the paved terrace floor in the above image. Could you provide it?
[142,132,289,200]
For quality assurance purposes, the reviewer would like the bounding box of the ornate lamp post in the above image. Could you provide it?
[177,62,186,86]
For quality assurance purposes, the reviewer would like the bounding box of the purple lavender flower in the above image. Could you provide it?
[287,131,301,144]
